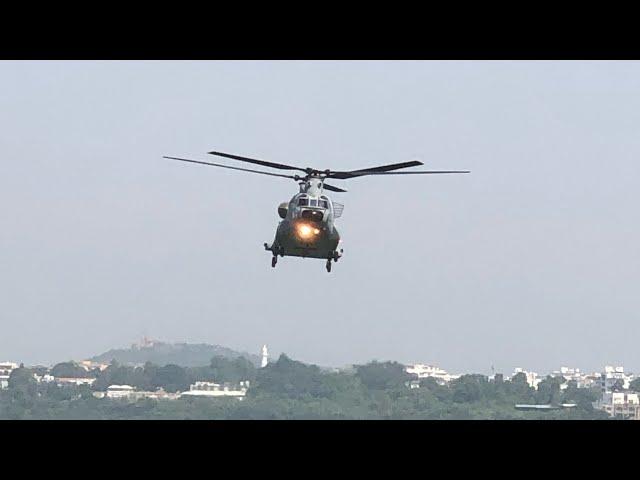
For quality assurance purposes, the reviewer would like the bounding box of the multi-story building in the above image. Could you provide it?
[94,385,180,401]
[405,364,461,385]
[599,366,635,393]
[34,374,55,383]
[98,385,132,399]
[180,381,249,399]
[0,362,19,389]
[55,377,96,387]
[595,392,640,419]
[548,367,598,390]
[580,372,602,389]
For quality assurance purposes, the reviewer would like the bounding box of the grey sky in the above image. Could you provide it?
[1,61,639,375]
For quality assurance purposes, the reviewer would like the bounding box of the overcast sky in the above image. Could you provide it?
[1,61,639,374]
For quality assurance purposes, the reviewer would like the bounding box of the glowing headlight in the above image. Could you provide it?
[298,224,312,238]
[296,223,320,239]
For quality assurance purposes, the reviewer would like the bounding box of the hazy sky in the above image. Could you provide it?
[1,61,639,374]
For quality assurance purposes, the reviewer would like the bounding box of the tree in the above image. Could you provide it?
[93,364,146,391]
[252,354,334,399]
[150,364,190,393]
[8,367,37,390]
[451,375,487,403]
[7,367,39,402]
[355,361,412,391]
[204,356,257,384]
[535,377,564,405]
[51,362,92,378]
[562,381,599,410]
[0,353,613,420]
[507,372,534,399]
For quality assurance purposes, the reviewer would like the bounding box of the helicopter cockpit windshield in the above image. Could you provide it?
[297,196,329,209]
[295,195,329,224]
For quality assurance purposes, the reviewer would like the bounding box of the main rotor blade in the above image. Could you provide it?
[208,150,308,173]
[322,183,347,193]
[349,170,470,176]
[164,156,299,180]
[328,160,424,179]
[352,160,424,173]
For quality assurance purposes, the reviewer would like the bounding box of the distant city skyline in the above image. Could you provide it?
[4,334,638,381]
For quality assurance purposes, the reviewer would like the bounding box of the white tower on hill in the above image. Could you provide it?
[261,345,269,368]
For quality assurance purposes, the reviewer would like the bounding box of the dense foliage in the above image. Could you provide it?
[90,342,260,368]
[51,362,94,379]
[0,355,609,420]
[90,356,257,393]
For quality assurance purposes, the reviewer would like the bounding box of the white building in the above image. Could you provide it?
[95,385,180,401]
[596,391,640,419]
[180,381,249,400]
[104,384,137,399]
[549,367,597,390]
[55,377,96,387]
[599,366,634,393]
[140,389,180,400]
[78,360,109,372]
[261,345,269,368]
[0,362,19,389]
[405,364,461,385]
[579,372,601,389]
[551,366,580,382]
[131,336,156,350]
[34,374,55,383]
[408,380,421,389]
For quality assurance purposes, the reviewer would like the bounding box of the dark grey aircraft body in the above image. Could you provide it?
[266,180,344,266]
[164,150,468,272]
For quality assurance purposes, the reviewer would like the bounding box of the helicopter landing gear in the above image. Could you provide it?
[326,258,332,273]
[271,256,277,268]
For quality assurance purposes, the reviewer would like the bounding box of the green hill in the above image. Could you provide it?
[90,342,261,367]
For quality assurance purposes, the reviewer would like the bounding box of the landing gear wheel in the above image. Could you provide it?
[271,256,277,268]
[326,259,332,273]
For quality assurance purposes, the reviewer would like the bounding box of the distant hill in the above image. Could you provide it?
[90,342,262,367]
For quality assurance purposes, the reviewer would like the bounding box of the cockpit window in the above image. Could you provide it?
[298,197,328,209]
[301,209,324,223]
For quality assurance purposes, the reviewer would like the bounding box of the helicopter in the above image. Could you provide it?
[164,150,469,272]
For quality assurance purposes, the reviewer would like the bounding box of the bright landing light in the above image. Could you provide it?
[296,223,320,239]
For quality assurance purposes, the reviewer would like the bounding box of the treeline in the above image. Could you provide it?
[91,356,256,392]
[0,355,610,420]
[44,356,257,393]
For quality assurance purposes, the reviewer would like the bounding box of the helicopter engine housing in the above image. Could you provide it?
[278,202,288,219]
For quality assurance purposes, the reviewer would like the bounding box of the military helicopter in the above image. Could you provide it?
[164,150,469,272]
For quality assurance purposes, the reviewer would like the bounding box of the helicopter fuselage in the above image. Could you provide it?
[265,178,343,263]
